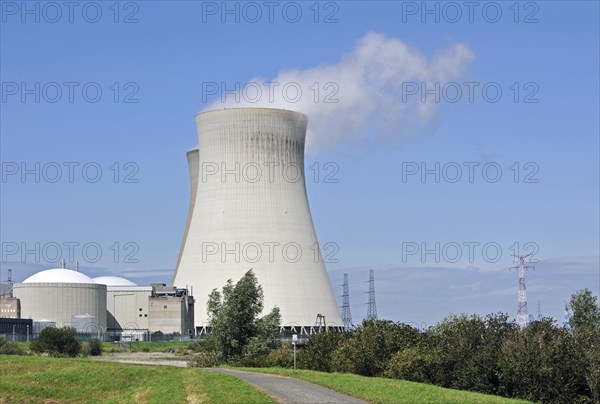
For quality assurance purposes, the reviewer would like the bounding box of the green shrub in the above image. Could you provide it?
[188,351,221,368]
[331,320,419,376]
[384,345,434,383]
[0,336,27,355]
[86,339,103,356]
[297,332,348,372]
[265,343,294,368]
[30,327,81,357]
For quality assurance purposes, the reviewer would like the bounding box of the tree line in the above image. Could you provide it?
[193,270,600,403]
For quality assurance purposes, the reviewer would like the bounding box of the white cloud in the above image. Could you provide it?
[206,32,475,154]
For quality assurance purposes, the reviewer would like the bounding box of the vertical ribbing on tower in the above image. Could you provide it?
[366,269,378,320]
[341,273,352,329]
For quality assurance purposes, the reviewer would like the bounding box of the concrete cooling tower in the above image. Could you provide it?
[173,108,342,333]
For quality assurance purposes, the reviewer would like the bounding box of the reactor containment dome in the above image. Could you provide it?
[173,108,343,332]
[13,268,107,331]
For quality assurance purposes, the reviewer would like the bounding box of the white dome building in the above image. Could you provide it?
[93,276,137,287]
[13,268,107,331]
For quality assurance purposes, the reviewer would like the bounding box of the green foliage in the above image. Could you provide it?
[573,325,600,402]
[331,320,419,376]
[82,339,103,356]
[499,318,587,403]
[384,344,434,383]
[243,307,282,358]
[230,288,600,403]
[265,343,294,368]
[425,313,518,394]
[297,331,348,372]
[0,336,27,355]
[570,288,600,332]
[188,338,218,353]
[188,351,221,368]
[30,327,81,357]
[207,270,281,363]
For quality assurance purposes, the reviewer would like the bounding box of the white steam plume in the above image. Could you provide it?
[205,32,475,155]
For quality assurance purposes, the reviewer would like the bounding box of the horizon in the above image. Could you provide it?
[2,1,599,328]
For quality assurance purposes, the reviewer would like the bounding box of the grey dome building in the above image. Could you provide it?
[13,268,107,331]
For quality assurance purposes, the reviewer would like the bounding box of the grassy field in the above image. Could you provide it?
[13,340,192,353]
[0,355,275,403]
[235,367,532,404]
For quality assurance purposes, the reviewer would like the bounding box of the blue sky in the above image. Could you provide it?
[1,1,598,326]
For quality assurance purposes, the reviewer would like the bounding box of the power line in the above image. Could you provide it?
[366,269,378,320]
[341,273,353,329]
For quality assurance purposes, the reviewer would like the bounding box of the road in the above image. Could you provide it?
[213,368,368,404]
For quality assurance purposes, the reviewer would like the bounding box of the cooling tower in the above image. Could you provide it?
[173,108,342,332]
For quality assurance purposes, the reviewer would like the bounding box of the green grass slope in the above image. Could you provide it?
[235,367,533,404]
[0,355,274,403]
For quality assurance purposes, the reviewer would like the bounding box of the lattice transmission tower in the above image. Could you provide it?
[365,269,378,320]
[510,254,535,327]
[341,273,353,329]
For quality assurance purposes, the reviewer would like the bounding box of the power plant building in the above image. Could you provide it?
[13,268,107,331]
[173,108,343,333]
[148,284,195,335]
[93,276,152,333]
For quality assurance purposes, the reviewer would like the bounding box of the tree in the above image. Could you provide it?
[425,313,518,394]
[297,331,349,372]
[331,320,420,376]
[498,318,587,403]
[569,288,600,332]
[207,270,281,362]
[569,289,600,403]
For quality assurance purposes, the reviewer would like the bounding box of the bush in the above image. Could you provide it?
[331,320,419,376]
[297,332,348,372]
[188,351,221,368]
[265,343,294,368]
[30,326,81,357]
[188,338,218,353]
[0,336,26,355]
[384,344,434,383]
[85,339,103,356]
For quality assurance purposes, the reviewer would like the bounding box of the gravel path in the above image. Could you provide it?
[92,352,188,367]
[212,368,368,404]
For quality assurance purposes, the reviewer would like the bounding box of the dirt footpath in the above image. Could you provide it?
[92,352,189,367]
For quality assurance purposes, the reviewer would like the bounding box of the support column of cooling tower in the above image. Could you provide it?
[510,254,535,328]
[366,269,378,320]
[341,273,352,329]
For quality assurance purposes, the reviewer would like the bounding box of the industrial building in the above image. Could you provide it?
[0,292,20,319]
[173,108,343,333]
[94,276,152,334]
[3,268,195,339]
[13,268,107,332]
[148,284,195,335]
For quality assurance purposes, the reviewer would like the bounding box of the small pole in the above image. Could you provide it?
[13,324,16,341]
[27,325,30,342]
[292,334,298,370]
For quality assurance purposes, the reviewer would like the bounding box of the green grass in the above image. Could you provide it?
[0,355,275,403]
[129,341,190,352]
[13,340,192,353]
[234,367,532,404]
